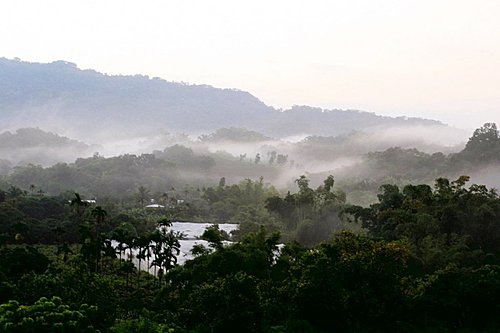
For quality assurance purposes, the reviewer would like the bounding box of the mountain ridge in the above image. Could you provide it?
[0,57,456,141]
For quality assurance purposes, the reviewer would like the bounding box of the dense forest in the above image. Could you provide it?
[1,123,500,331]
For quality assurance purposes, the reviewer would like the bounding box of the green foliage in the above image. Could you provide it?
[14,257,116,324]
[149,225,182,276]
[266,175,348,245]
[8,154,178,197]
[461,122,500,163]
[0,246,50,283]
[183,272,261,333]
[0,296,99,332]
[157,229,421,332]
[112,317,175,333]
[202,177,278,224]
[155,145,215,172]
[157,229,280,332]
[290,232,410,332]
[368,147,438,177]
[0,194,79,245]
[346,176,500,273]
[200,224,229,249]
[410,265,500,332]
[1,162,500,332]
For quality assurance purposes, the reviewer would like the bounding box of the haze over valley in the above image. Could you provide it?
[2,1,500,331]
[1,58,499,205]
[2,59,498,186]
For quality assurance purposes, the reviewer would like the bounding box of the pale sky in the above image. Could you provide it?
[1,0,499,130]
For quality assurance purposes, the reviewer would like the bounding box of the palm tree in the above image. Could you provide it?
[112,227,127,260]
[69,193,89,217]
[100,239,116,272]
[134,235,150,273]
[112,222,138,261]
[162,230,181,271]
[142,233,154,274]
[123,234,136,264]
[149,230,162,277]
[90,206,107,272]
[91,206,107,225]
[151,228,182,282]
[157,217,172,229]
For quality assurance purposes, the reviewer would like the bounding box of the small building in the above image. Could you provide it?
[145,204,165,209]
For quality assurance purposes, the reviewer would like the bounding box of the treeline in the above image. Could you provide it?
[3,147,285,198]
[346,122,500,182]
[0,174,351,247]
[2,123,499,206]
[333,122,500,205]
[1,175,500,331]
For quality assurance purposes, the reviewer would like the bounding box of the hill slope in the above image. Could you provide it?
[0,58,460,141]
[0,128,95,169]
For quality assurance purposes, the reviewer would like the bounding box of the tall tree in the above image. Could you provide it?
[69,192,89,217]
[136,186,150,206]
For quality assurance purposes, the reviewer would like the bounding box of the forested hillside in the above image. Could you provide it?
[0,58,461,140]
[1,173,499,332]
[0,128,95,168]
[2,124,498,206]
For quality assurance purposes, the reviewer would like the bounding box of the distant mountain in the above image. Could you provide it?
[0,58,461,141]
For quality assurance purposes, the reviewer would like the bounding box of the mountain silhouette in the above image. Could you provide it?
[0,58,452,140]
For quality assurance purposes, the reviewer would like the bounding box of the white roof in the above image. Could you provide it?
[145,204,165,208]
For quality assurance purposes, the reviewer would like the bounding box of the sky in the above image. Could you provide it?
[1,0,499,130]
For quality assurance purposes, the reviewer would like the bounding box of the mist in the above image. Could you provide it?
[1,58,498,206]
[2,120,497,209]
